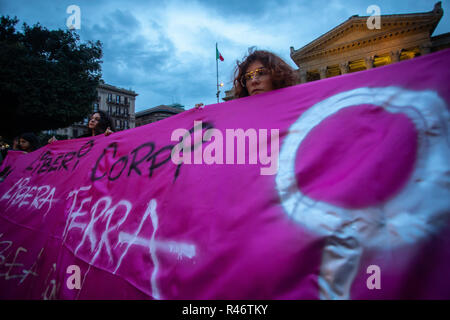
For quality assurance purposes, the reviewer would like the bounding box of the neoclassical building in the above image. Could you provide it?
[291,2,449,82]
[224,2,449,100]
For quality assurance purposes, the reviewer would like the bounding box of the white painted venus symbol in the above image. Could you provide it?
[276,87,450,299]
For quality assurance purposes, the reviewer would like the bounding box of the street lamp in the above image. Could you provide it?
[216,82,224,102]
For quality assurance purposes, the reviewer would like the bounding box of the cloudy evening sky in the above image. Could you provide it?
[1,0,448,111]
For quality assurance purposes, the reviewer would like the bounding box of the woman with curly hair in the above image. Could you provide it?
[19,132,40,153]
[48,110,115,143]
[233,50,298,98]
[78,110,115,138]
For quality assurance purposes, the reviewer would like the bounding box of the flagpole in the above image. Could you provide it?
[216,42,219,103]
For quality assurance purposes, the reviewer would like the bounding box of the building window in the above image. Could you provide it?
[124,97,129,105]
[108,105,112,115]
[108,93,113,102]
[93,103,99,112]
[306,71,321,82]
[116,95,120,103]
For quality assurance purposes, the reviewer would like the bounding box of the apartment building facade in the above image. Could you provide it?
[52,82,138,139]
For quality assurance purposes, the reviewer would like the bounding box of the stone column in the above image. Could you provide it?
[339,62,349,74]
[299,70,307,83]
[365,56,375,69]
[319,66,328,79]
[390,50,401,63]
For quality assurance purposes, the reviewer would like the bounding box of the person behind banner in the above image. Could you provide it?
[78,110,115,138]
[12,136,20,150]
[48,110,115,143]
[19,132,40,153]
[0,136,20,164]
[233,50,298,98]
[194,50,297,109]
[0,136,6,164]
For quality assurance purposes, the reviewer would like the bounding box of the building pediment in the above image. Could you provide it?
[291,2,443,62]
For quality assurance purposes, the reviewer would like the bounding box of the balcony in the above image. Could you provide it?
[111,111,130,118]
[107,100,131,107]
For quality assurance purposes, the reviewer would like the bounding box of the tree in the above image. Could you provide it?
[0,16,102,139]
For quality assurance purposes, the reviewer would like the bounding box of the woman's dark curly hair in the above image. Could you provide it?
[19,132,40,152]
[233,50,298,98]
[92,110,115,135]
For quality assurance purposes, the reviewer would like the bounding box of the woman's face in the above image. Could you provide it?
[88,112,101,130]
[242,60,273,96]
[19,138,31,152]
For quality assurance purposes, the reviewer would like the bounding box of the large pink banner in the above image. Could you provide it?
[1,50,449,299]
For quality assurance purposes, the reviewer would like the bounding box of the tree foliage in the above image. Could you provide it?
[0,16,102,139]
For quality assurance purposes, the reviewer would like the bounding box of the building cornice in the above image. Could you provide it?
[98,83,138,96]
[290,2,443,64]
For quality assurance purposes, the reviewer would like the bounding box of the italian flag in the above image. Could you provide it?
[216,45,224,61]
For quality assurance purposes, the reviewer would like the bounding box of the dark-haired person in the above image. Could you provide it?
[12,136,20,150]
[19,132,40,153]
[48,110,115,143]
[0,136,20,163]
[233,50,298,98]
[78,110,115,138]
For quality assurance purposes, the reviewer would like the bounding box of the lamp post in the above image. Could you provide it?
[216,82,224,103]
